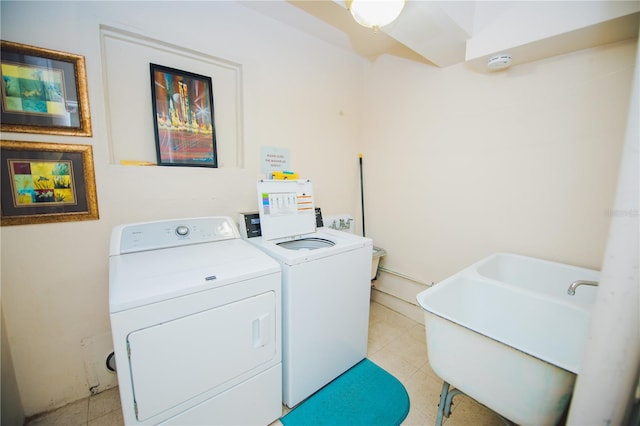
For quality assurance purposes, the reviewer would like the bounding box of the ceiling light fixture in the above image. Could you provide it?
[346,0,406,32]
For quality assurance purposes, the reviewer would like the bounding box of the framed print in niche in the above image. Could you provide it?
[150,63,218,167]
[0,40,92,136]
[0,140,99,226]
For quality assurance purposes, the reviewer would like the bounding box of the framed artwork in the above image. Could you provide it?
[0,40,92,137]
[150,63,217,167]
[0,140,99,226]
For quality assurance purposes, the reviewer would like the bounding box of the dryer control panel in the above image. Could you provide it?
[110,217,240,255]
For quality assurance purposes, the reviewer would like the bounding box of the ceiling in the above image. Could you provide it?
[241,0,640,72]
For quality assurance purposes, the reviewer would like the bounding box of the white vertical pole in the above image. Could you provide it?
[567,34,640,424]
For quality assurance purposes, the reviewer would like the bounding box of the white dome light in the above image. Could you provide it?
[348,0,406,31]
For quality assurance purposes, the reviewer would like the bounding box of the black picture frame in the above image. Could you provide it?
[149,63,217,167]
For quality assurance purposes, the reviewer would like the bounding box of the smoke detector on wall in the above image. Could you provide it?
[487,54,512,71]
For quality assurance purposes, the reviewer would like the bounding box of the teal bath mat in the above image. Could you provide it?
[281,358,410,426]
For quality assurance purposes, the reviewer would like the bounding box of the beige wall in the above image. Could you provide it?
[2,307,24,425]
[0,1,365,416]
[364,40,636,295]
[1,0,636,418]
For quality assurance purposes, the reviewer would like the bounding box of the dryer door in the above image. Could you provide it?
[126,291,276,421]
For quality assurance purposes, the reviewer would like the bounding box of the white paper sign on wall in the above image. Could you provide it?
[261,146,290,174]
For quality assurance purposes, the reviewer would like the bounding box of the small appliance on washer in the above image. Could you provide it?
[241,180,373,408]
[109,217,282,425]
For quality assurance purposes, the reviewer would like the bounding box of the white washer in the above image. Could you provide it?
[109,217,282,425]
[243,180,372,408]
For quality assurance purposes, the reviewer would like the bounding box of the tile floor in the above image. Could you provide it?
[24,387,123,426]
[25,301,503,426]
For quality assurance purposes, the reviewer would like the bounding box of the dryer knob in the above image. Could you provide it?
[176,225,190,237]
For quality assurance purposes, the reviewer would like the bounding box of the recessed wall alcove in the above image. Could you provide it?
[100,26,244,168]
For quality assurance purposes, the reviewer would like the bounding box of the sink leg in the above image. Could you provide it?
[435,381,468,425]
[435,380,515,426]
[436,382,450,426]
[444,388,464,417]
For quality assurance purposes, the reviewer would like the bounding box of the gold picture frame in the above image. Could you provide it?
[0,140,99,226]
[0,40,92,136]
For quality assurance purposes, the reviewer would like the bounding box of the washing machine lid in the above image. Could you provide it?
[247,229,372,266]
[109,238,280,312]
[257,179,316,241]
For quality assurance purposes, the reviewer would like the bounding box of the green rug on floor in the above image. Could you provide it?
[281,358,410,426]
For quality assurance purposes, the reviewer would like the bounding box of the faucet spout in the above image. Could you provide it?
[567,280,599,295]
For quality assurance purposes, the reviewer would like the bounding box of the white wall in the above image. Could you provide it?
[0,1,365,416]
[364,39,636,295]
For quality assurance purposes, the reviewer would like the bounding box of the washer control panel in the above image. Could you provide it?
[238,212,262,239]
[110,217,240,255]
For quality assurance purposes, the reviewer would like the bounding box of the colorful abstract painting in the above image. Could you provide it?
[1,41,92,136]
[1,63,67,116]
[150,64,217,167]
[8,159,76,207]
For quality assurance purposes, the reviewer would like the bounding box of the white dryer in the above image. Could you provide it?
[242,180,373,408]
[109,217,282,425]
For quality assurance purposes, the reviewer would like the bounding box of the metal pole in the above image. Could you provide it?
[359,153,365,237]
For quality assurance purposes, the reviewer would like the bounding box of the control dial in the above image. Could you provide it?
[175,225,190,237]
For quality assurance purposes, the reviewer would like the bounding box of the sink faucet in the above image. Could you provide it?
[567,280,599,295]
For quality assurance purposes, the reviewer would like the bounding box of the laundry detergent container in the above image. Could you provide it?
[323,214,386,280]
